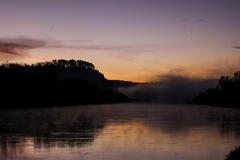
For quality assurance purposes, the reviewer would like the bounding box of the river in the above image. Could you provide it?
[0,103,240,160]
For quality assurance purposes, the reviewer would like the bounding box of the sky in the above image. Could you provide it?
[0,0,240,82]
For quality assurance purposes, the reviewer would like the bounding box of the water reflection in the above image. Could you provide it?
[0,104,240,160]
[0,106,104,159]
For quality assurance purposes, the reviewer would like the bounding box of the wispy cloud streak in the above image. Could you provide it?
[0,36,135,57]
[0,37,46,56]
[233,46,240,49]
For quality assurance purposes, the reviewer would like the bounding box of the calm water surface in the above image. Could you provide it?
[0,103,240,160]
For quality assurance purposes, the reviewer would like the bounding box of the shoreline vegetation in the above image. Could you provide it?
[1,59,240,109]
[225,146,240,160]
[193,71,240,108]
[0,59,135,109]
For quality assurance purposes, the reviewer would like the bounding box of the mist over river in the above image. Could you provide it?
[0,103,240,160]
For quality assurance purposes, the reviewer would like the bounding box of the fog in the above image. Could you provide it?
[120,75,217,103]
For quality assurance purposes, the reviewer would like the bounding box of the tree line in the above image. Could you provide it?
[0,59,129,109]
[194,71,240,108]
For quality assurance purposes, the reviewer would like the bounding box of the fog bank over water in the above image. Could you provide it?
[120,75,217,103]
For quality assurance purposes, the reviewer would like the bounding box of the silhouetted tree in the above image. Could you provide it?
[194,71,240,108]
[0,59,130,109]
[225,146,240,160]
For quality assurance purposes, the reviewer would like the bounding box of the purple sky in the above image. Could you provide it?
[0,0,240,82]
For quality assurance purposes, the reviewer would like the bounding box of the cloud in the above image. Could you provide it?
[120,74,217,104]
[0,36,148,62]
[56,39,93,43]
[0,37,46,56]
[182,18,208,23]
[0,36,135,57]
[233,46,240,49]
[46,39,133,51]
[47,43,132,51]
[198,19,208,23]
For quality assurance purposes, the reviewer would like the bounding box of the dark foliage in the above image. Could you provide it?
[193,71,240,107]
[0,59,129,109]
[225,146,240,160]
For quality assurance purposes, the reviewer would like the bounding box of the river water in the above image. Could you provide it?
[0,103,240,160]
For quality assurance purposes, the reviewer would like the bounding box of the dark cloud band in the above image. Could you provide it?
[0,37,134,57]
[0,37,46,56]
[233,46,240,49]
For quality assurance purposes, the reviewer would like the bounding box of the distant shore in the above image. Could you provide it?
[0,59,134,109]
[193,71,240,108]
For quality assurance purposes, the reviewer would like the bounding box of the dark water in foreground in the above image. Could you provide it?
[0,103,240,160]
